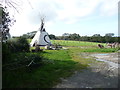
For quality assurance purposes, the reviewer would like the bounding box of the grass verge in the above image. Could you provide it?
[3,49,87,88]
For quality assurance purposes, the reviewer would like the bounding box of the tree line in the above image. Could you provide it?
[20,32,120,43]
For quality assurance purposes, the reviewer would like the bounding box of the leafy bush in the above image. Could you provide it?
[26,54,43,69]
[3,52,43,71]
[16,37,30,52]
[2,37,30,64]
[2,42,11,64]
[7,37,30,53]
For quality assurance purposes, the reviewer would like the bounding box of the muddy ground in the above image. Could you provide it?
[54,52,119,88]
[91,52,120,64]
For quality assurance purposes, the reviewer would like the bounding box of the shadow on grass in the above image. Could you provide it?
[2,57,87,88]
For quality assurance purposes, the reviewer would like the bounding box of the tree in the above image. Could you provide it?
[91,34,102,42]
[0,0,22,42]
[0,4,16,42]
[105,33,114,37]
[22,31,37,39]
[0,0,20,13]
[92,34,101,37]
[69,33,80,41]
[104,33,114,43]
[49,34,56,40]
[0,6,15,42]
[29,31,37,39]
[62,33,70,37]
[62,33,70,40]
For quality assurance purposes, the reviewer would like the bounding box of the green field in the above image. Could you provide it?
[52,40,99,46]
[3,40,119,88]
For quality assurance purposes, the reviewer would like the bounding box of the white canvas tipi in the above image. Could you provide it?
[30,18,51,47]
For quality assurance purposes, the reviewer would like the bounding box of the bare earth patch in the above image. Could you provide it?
[54,52,119,88]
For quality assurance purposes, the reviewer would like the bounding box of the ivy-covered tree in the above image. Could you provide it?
[0,4,16,42]
[0,0,21,42]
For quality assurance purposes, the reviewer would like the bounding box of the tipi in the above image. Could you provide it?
[30,18,51,47]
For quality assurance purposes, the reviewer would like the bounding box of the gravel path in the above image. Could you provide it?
[54,52,119,88]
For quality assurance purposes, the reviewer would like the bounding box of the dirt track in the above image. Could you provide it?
[54,52,119,88]
[91,52,119,64]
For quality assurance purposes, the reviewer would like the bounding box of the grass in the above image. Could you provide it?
[3,49,87,88]
[52,40,119,53]
[51,40,100,47]
[27,39,32,43]
[3,40,119,88]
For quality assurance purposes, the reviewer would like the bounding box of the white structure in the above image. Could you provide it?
[30,18,51,47]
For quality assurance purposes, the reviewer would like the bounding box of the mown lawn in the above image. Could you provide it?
[3,40,119,88]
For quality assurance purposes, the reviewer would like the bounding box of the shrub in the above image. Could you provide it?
[2,42,11,64]
[16,37,30,52]
[7,37,30,53]
[26,54,43,68]
[2,37,30,64]
[3,52,43,70]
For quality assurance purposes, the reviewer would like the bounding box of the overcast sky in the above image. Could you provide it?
[4,0,119,36]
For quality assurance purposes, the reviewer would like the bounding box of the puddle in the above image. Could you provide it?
[91,53,120,69]
[97,53,109,56]
[96,58,119,68]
